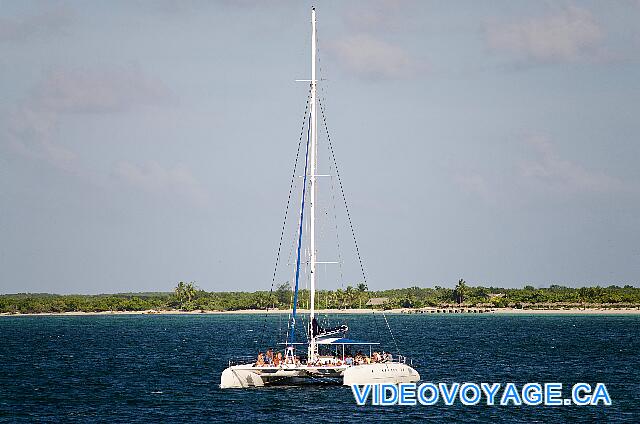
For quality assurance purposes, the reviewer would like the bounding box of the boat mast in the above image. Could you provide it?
[308,7,318,363]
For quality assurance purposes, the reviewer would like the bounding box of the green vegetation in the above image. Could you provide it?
[1,282,639,314]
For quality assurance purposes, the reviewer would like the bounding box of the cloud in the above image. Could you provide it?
[3,67,206,205]
[485,6,604,63]
[519,135,624,193]
[0,5,73,43]
[327,33,425,79]
[5,106,77,171]
[453,135,631,204]
[454,173,491,200]
[3,67,173,170]
[342,0,419,32]
[114,161,208,205]
[30,68,173,114]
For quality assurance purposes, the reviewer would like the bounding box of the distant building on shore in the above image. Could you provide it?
[366,297,389,307]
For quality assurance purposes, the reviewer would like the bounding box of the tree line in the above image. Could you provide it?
[1,281,639,314]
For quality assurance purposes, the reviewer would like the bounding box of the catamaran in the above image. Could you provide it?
[220,8,420,389]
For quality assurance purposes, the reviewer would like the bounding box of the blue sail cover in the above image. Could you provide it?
[288,116,311,345]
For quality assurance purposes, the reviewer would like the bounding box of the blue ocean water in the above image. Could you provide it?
[1,313,638,423]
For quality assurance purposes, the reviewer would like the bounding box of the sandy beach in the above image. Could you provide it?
[486,308,640,314]
[2,307,639,317]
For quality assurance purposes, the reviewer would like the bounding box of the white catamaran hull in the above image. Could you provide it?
[220,367,265,388]
[342,363,420,386]
[220,363,420,388]
[220,364,344,388]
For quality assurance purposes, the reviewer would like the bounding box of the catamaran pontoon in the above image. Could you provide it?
[220,7,420,389]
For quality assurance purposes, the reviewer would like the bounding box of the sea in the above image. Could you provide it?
[1,313,638,423]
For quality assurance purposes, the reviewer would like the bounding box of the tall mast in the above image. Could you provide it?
[308,7,318,363]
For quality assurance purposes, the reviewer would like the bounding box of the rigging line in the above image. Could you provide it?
[327,141,345,290]
[381,310,401,356]
[317,96,401,356]
[317,27,347,314]
[317,97,368,289]
[317,27,400,356]
[258,87,312,350]
[315,24,328,111]
[316,24,346,308]
[285,221,298,268]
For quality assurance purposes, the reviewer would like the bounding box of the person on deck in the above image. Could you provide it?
[256,352,265,367]
[266,349,274,365]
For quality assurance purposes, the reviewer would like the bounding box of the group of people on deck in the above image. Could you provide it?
[345,350,393,365]
[255,349,301,367]
[254,348,392,367]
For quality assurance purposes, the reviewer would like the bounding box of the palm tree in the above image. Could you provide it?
[356,283,368,308]
[454,279,468,305]
[275,282,291,308]
[335,289,344,309]
[175,281,186,304]
[184,282,196,303]
[578,287,592,310]
[345,286,355,309]
[174,281,197,308]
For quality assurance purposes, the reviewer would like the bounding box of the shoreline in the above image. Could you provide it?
[1,307,640,317]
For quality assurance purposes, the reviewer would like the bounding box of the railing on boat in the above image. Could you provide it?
[228,354,415,367]
[394,354,414,366]
[227,356,256,367]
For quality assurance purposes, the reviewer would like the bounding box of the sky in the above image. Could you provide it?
[1,0,639,294]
